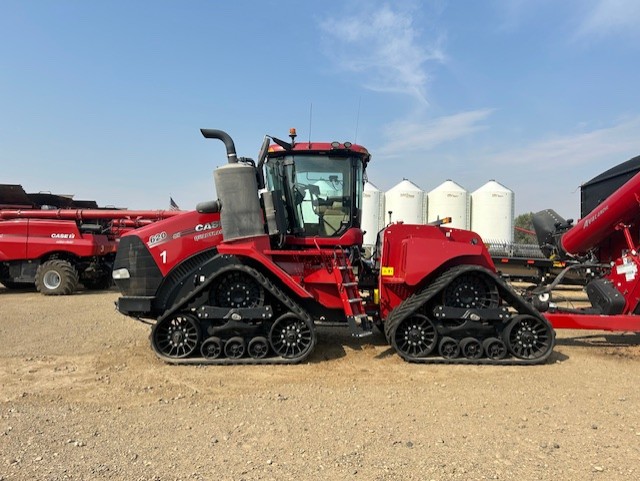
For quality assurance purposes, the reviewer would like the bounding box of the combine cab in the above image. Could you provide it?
[113,129,555,365]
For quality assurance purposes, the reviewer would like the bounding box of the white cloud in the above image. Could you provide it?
[485,116,640,171]
[377,109,494,158]
[319,3,445,104]
[576,0,640,38]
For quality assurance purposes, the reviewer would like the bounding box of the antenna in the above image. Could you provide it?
[308,103,313,147]
[354,96,361,144]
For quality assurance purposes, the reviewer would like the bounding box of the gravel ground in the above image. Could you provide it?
[1,286,639,481]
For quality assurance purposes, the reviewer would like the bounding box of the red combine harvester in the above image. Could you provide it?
[1,205,182,295]
[113,129,556,365]
[531,160,640,332]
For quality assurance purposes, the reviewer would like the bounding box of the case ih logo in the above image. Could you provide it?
[51,233,75,239]
[148,231,167,247]
[195,221,220,232]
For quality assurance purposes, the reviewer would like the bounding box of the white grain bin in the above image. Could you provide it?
[470,180,514,243]
[427,180,470,229]
[361,182,385,249]
[384,179,425,225]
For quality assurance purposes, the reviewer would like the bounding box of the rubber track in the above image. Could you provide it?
[152,262,316,365]
[384,265,555,365]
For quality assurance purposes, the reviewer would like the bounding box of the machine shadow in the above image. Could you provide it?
[555,332,640,348]
[307,326,389,363]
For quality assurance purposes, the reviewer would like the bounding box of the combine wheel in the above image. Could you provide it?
[391,314,438,360]
[459,337,483,360]
[442,272,499,309]
[224,337,246,359]
[269,313,315,359]
[482,337,507,360]
[504,315,553,360]
[438,336,460,359]
[152,314,201,359]
[201,337,223,359]
[248,336,269,359]
[35,259,79,295]
[211,271,265,308]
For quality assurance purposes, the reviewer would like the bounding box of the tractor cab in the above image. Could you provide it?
[263,130,370,241]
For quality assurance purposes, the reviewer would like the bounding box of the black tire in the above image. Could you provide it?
[35,260,79,295]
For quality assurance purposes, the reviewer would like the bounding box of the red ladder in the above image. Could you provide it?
[331,248,372,337]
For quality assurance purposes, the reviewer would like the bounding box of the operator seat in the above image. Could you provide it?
[321,201,348,236]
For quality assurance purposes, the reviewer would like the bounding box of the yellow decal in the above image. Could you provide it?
[381,266,394,276]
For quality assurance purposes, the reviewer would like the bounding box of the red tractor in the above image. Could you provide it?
[0,208,181,295]
[113,129,555,365]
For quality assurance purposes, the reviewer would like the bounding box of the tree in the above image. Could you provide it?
[514,212,537,244]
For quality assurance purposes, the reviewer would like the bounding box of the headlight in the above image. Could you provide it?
[112,268,130,280]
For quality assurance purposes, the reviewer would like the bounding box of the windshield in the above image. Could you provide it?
[265,154,363,237]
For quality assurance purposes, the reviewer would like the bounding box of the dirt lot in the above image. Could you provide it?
[1,287,639,481]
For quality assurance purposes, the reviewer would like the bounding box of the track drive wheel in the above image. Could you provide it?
[35,259,79,295]
[391,314,438,360]
[504,315,554,360]
[152,314,201,359]
[269,313,316,360]
[211,271,265,308]
[442,272,499,308]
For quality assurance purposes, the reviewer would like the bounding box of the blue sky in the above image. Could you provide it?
[2,0,639,219]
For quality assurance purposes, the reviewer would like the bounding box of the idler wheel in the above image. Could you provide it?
[459,337,483,360]
[269,313,315,359]
[482,337,507,360]
[438,336,460,359]
[248,336,269,359]
[504,315,553,360]
[224,336,246,359]
[201,337,223,359]
[391,314,437,360]
[152,314,201,359]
